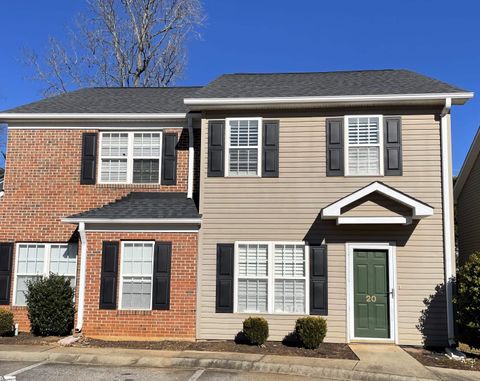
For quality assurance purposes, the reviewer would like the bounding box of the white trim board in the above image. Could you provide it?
[346,242,398,343]
[322,181,433,220]
[337,216,412,225]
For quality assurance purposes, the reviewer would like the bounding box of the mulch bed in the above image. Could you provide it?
[403,345,480,372]
[0,332,357,360]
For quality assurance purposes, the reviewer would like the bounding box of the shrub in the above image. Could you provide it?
[243,317,269,345]
[0,309,14,336]
[295,316,327,349]
[456,252,480,349]
[26,274,75,336]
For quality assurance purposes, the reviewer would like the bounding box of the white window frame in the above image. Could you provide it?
[13,243,78,306]
[98,131,163,184]
[344,115,384,177]
[118,241,155,311]
[233,241,310,315]
[225,117,262,177]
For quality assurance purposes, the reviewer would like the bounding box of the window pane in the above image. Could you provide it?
[238,244,268,277]
[122,243,153,276]
[229,119,258,147]
[348,146,380,175]
[237,279,267,313]
[17,244,45,275]
[121,277,152,309]
[49,245,77,276]
[348,117,379,144]
[133,133,161,157]
[101,159,128,182]
[132,159,159,183]
[274,279,305,313]
[274,244,305,277]
[229,148,258,176]
[101,133,128,157]
[15,275,41,306]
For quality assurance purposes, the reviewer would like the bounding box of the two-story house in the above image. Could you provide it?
[0,70,472,346]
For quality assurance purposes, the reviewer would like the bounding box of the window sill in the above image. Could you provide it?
[116,310,153,316]
[97,183,165,188]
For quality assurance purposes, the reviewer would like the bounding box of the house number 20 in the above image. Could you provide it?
[366,295,377,303]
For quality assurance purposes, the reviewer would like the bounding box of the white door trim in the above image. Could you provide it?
[346,242,398,343]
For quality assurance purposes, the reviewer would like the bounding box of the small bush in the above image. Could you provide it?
[0,309,14,336]
[295,316,327,349]
[456,252,480,349]
[26,274,75,336]
[243,317,269,345]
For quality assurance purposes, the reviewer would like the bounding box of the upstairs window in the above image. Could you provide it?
[226,118,261,176]
[99,132,162,184]
[346,116,383,176]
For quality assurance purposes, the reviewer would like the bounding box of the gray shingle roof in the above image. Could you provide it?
[190,70,468,99]
[2,87,201,114]
[67,192,200,220]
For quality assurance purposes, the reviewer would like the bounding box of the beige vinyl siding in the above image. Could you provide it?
[198,108,446,345]
[457,150,480,263]
[341,193,413,217]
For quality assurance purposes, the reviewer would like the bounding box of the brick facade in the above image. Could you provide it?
[0,126,199,338]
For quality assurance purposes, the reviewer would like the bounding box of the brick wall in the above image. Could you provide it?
[82,232,197,340]
[0,126,200,336]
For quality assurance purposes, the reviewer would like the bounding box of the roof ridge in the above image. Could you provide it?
[223,69,405,76]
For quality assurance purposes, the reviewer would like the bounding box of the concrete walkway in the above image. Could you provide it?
[0,344,477,381]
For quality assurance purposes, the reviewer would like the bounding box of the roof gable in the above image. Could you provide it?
[454,127,480,201]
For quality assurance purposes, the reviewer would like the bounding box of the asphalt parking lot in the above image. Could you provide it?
[0,361,332,381]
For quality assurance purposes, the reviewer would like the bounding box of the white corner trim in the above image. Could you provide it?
[337,216,412,225]
[0,113,187,121]
[321,182,433,220]
[62,217,202,224]
[184,92,474,106]
[76,222,87,332]
[346,242,398,343]
[454,126,480,201]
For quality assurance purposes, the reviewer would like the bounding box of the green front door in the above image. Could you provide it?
[353,250,390,339]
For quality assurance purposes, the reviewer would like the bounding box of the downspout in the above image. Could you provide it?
[76,222,87,332]
[440,97,455,345]
[187,115,195,199]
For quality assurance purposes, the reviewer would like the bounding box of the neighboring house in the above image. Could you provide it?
[0,70,473,346]
[454,127,480,264]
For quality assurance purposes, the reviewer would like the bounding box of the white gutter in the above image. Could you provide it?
[187,115,194,199]
[62,217,202,224]
[76,222,87,332]
[184,92,473,106]
[0,113,186,121]
[440,97,455,345]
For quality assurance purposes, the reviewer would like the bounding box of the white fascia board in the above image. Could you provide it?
[321,182,433,220]
[62,217,202,224]
[184,92,474,106]
[337,216,412,225]
[0,113,186,121]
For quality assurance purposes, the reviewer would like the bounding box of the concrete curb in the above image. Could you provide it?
[0,349,439,381]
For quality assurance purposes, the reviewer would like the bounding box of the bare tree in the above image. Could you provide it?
[26,0,204,96]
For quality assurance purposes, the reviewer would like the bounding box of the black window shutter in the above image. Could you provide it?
[152,242,172,310]
[99,241,119,309]
[0,243,13,305]
[326,118,344,176]
[262,121,279,177]
[216,244,234,313]
[161,133,178,185]
[384,117,403,176]
[80,133,97,185]
[310,245,328,315]
[208,121,225,177]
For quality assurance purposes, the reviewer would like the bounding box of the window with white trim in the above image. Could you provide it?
[14,243,77,306]
[100,132,162,184]
[235,242,308,314]
[227,118,261,176]
[120,242,154,310]
[346,116,382,176]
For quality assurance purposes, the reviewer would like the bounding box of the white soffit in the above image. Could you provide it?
[321,181,433,223]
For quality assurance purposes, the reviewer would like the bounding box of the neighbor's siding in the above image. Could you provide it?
[457,149,480,263]
[198,107,447,346]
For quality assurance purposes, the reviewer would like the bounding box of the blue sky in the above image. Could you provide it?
[0,0,479,173]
